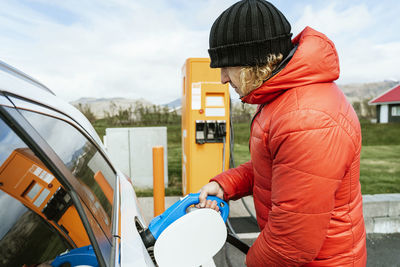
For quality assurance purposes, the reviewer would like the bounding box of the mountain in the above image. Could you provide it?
[162,81,399,106]
[338,80,399,103]
[71,81,399,119]
[70,97,153,119]
[162,98,181,109]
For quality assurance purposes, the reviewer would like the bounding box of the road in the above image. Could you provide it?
[212,216,400,267]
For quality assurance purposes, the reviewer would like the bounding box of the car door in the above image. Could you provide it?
[0,94,114,266]
[0,97,84,266]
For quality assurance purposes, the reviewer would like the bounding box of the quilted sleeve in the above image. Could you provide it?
[246,109,356,266]
[210,161,254,201]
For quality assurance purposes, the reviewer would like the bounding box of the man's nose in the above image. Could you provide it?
[220,69,229,84]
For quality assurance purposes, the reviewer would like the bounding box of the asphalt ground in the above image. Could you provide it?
[213,216,400,267]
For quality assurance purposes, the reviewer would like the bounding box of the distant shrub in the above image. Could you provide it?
[77,103,96,123]
[102,101,180,126]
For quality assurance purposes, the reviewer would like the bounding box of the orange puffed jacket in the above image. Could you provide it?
[210,27,367,266]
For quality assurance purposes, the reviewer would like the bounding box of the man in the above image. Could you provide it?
[198,0,367,266]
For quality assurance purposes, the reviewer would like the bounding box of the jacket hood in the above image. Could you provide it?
[241,27,340,104]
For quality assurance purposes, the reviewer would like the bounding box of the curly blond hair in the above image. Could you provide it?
[239,53,283,96]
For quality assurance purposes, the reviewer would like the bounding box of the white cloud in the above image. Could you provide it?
[292,3,400,83]
[0,1,399,105]
[293,4,372,37]
[0,0,235,104]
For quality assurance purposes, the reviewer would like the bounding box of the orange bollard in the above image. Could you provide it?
[153,146,165,217]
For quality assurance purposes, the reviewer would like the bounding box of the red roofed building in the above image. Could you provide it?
[369,84,400,123]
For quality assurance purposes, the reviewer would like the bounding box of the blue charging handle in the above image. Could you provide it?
[148,193,229,240]
[52,245,99,267]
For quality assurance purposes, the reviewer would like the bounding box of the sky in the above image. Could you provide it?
[0,0,399,104]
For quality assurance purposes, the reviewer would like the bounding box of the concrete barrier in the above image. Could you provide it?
[138,194,400,233]
[363,194,400,233]
[105,127,168,188]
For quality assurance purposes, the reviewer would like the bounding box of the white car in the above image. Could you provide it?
[0,60,155,266]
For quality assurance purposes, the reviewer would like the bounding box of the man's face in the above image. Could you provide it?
[220,67,243,97]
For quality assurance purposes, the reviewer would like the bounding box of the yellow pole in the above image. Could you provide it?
[153,146,165,217]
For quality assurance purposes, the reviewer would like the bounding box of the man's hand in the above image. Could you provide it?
[196,181,224,212]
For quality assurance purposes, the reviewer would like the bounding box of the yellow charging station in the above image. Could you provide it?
[181,58,230,195]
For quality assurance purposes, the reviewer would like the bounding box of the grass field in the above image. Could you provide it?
[360,145,400,194]
[360,120,400,146]
[94,120,400,196]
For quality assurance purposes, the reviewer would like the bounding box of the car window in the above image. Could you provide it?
[19,109,116,237]
[0,117,72,266]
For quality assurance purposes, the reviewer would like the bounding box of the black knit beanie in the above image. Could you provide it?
[208,0,293,68]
